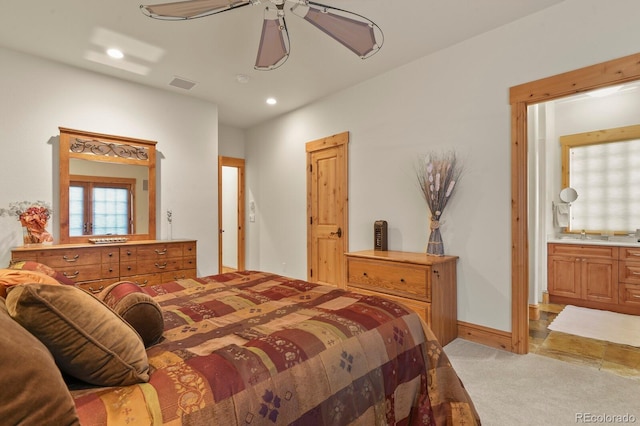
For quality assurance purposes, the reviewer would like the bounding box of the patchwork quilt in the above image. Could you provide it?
[72,271,479,425]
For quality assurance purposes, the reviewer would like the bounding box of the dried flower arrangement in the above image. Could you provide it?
[0,201,54,244]
[416,151,462,255]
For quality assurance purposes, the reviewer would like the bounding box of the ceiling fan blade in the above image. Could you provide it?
[292,2,383,58]
[141,0,251,20]
[255,11,290,71]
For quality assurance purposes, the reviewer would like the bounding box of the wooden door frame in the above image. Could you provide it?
[509,52,640,354]
[218,156,246,272]
[306,132,349,285]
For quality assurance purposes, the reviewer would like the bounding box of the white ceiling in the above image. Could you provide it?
[0,0,566,128]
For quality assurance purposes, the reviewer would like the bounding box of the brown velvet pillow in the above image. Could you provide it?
[9,260,76,285]
[0,297,80,425]
[99,281,164,347]
[6,283,150,386]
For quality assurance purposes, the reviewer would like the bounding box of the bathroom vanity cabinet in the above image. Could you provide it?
[548,243,640,314]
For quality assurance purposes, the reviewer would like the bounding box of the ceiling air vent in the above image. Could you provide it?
[169,76,196,90]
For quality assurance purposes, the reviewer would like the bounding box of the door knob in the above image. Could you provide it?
[330,227,342,238]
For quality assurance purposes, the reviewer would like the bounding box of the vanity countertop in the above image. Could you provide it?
[548,236,640,247]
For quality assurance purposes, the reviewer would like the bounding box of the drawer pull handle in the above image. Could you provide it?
[400,278,405,283]
[362,272,368,277]
[108,252,114,257]
[155,249,168,255]
[127,250,132,256]
[155,262,168,269]
[88,285,104,294]
[632,271,640,276]
[137,280,149,287]
[628,251,640,257]
[63,254,79,263]
[127,266,132,271]
[63,271,80,279]
[108,267,114,273]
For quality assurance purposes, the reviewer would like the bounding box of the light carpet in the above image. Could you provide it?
[548,305,640,347]
[445,339,640,426]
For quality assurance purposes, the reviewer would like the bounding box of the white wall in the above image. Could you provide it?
[244,0,640,332]
[0,47,219,276]
[219,124,245,158]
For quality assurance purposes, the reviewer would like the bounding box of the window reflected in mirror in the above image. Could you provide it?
[69,176,135,236]
[561,124,640,234]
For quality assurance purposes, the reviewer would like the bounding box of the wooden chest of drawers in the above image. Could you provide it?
[345,250,458,346]
[11,240,197,294]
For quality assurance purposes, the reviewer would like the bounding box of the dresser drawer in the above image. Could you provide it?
[75,279,119,295]
[620,247,640,262]
[120,246,137,259]
[125,273,164,288]
[57,264,103,283]
[121,258,182,276]
[347,258,430,301]
[162,268,197,282]
[548,243,618,259]
[619,283,640,307]
[182,241,197,257]
[136,243,183,260]
[101,262,120,280]
[348,285,431,325]
[619,261,640,284]
[38,248,102,268]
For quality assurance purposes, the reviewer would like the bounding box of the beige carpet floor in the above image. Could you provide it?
[548,305,640,347]
[445,339,640,425]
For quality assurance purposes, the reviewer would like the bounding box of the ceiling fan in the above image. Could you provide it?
[140,0,384,70]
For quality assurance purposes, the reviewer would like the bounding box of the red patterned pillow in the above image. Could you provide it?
[98,281,164,347]
[9,261,75,285]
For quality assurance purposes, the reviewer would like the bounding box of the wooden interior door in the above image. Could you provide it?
[306,132,349,287]
[218,156,245,273]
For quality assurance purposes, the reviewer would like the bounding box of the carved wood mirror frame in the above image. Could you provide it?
[509,52,640,354]
[58,127,157,243]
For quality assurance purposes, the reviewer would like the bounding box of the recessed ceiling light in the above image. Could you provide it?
[266,97,277,105]
[106,48,124,59]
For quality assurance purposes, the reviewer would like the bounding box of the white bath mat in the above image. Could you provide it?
[548,305,640,347]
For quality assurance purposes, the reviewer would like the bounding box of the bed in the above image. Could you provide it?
[3,269,479,425]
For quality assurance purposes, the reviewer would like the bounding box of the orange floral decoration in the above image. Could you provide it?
[20,206,53,244]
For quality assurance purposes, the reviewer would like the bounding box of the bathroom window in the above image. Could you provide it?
[561,125,640,233]
[69,176,135,236]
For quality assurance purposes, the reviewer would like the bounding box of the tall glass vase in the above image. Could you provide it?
[426,217,444,256]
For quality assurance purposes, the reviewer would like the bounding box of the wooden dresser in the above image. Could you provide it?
[345,250,458,346]
[11,240,197,294]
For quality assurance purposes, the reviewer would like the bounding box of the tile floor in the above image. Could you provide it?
[529,303,640,380]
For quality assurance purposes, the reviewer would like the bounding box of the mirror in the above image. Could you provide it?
[58,127,157,243]
[559,187,578,203]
